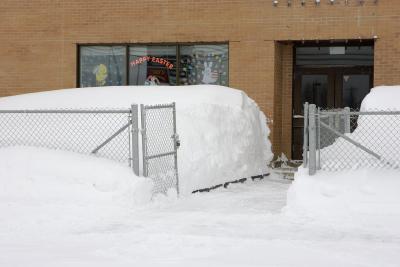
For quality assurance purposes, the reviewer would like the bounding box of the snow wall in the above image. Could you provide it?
[0,85,272,195]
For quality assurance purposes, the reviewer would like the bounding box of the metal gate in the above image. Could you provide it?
[0,103,180,196]
[140,103,180,195]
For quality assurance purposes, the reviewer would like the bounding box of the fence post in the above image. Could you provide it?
[128,108,132,168]
[317,107,321,170]
[131,104,139,176]
[303,102,309,167]
[308,104,317,175]
[328,113,334,130]
[140,104,148,177]
[335,113,340,132]
[344,107,351,134]
[172,102,180,195]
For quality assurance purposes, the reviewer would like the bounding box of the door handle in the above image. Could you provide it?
[293,115,304,119]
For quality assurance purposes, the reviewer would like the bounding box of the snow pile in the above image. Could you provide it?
[0,85,272,194]
[321,86,400,169]
[285,167,400,233]
[0,146,154,234]
[286,86,400,231]
[361,85,400,110]
[0,146,153,207]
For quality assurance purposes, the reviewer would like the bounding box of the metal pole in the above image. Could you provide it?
[128,108,132,168]
[140,104,148,177]
[0,109,131,114]
[308,104,317,175]
[328,113,334,130]
[302,102,309,167]
[317,107,321,170]
[131,104,140,176]
[344,107,351,134]
[91,122,132,154]
[320,121,382,160]
[335,113,340,132]
[172,102,180,195]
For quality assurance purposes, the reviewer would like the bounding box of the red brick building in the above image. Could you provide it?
[1,0,399,159]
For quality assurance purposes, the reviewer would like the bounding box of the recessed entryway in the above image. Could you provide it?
[292,42,374,160]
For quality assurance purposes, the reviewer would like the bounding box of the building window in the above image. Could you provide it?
[79,43,228,87]
[180,44,228,86]
[79,46,127,87]
[295,45,374,66]
[129,45,177,86]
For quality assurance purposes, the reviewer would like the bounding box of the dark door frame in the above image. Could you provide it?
[294,66,373,109]
[291,66,373,159]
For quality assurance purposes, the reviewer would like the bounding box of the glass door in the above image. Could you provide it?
[292,67,372,160]
[292,70,335,160]
[336,71,372,110]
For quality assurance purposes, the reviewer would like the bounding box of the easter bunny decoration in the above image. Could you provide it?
[202,62,218,84]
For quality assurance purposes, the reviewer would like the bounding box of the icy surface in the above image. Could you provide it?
[0,85,272,194]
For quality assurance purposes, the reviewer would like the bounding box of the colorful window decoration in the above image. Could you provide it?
[79,44,228,87]
[79,46,127,87]
[129,46,177,86]
[180,44,228,86]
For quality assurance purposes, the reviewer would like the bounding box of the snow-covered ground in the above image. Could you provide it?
[286,167,400,236]
[1,175,400,267]
[1,147,399,267]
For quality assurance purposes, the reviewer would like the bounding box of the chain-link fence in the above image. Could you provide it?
[0,103,180,195]
[304,103,400,175]
[141,103,179,195]
[0,109,134,164]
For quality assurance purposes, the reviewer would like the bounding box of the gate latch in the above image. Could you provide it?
[172,133,181,149]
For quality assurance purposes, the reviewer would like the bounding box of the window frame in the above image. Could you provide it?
[77,42,229,87]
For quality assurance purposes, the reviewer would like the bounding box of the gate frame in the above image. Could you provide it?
[140,102,180,195]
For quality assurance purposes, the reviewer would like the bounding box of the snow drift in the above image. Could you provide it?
[321,86,400,169]
[0,146,154,207]
[286,86,400,232]
[286,167,400,233]
[0,85,272,194]
[0,146,155,236]
[361,85,400,110]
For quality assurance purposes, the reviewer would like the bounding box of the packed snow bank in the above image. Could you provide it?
[290,86,400,230]
[361,85,400,110]
[285,167,400,233]
[0,85,272,194]
[0,146,153,207]
[321,85,400,169]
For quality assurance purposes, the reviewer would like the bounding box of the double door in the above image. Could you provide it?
[292,67,372,160]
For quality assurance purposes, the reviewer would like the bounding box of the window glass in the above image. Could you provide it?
[129,46,177,86]
[296,46,373,66]
[342,74,370,110]
[80,44,229,87]
[179,44,228,86]
[80,46,126,87]
[301,75,328,110]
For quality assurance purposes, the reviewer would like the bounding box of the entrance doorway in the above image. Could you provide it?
[292,43,374,160]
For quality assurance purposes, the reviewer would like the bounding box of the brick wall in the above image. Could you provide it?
[1,0,399,157]
[280,43,293,158]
